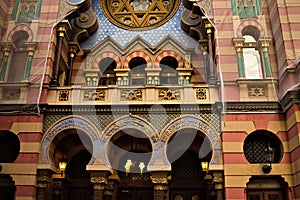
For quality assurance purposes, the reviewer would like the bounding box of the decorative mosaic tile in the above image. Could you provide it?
[81,1,198,49]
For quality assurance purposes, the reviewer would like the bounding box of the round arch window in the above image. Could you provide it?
[0,131,20,163]
[243,131,283,163]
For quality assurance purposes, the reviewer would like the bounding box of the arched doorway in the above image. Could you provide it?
[0,130,19,200]
[51,129,93,200]
[107,128,153,200]
[167,128,213,200]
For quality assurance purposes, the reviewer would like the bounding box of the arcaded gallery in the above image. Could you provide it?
[0,0,299,199]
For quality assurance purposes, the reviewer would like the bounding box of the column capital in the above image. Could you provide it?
[68,41,80,57]
[0,42,14,55]
[56,20,71,37]
[151,172,169,191]
[232,38,245,52]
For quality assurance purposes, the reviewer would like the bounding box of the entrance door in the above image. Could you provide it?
[247,191,283,200]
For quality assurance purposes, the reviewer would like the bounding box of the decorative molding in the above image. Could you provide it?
[84,89,105,101]
[158,89,180,100]
[58,90,69,101]
[196,88,207,100]
[2,87,20,100]
[102,115,159,142]
[121,89,142,101]
[248,86,266,96]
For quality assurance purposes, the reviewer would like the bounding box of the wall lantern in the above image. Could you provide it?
[59,157,67,176]
[201,161,209,172]
[262,143,275,174]
[124,160,133,176]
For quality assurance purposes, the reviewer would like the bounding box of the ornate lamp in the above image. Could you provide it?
[201,161,209,172]
[124,160,133,176]
[58,157,67,176]
[139,162,145,175]
[262,143,275,174]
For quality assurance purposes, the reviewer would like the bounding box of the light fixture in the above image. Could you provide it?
[139,162,145,175]
[124,160,133,176]
[201,161,209,172]
[58,157,67,177]
[262,143,275,174]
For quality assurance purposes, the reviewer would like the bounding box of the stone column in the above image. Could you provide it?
[213,172,224,200]
[24,42,38,80]
[205,21,216,83]
[53,179,64,200]
[0,43,13,81]
[67,42,80,85]
[90,171,111,200]
[233,38,245,78]
[260,38,272,77]
[36,170,51,200]
[50,20,70,87]
[151,172,169,200]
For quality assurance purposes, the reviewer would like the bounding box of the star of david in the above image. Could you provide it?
[101,0,180,30]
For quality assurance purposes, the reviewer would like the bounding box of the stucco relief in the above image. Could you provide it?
[40,116,100,164]
[101,115,159,143]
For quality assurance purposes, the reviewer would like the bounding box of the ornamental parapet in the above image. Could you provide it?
[47,85,219,105]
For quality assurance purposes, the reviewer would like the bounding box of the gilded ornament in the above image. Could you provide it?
[100,0,180,30]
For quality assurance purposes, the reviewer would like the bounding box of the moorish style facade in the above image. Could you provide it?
[0,0,300,199]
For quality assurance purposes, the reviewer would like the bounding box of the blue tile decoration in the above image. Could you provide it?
[80,0,198,49]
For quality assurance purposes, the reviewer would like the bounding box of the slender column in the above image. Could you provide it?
[50,21,70,87]
[36,170,52,200]
[90,171,111,200]
[205,21,216,83]
[231,0,237,15]
[233,38,245,78]
[53,179,64,200]
[67,42,80,85]
[151,172,169,200]
[213,172,224,200]
[24,42,37,80]
[0,43,13,81]
[260,38,272,77]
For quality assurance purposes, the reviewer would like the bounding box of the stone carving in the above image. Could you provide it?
[196,88,207,100]
[46,117,99,142]
[17,1,37,22]
[121,89,142,101]
[91,177,108,185]
[159,89,180,100]
[248,86,266,96]
[84,89,105,101]
[102,116,158,142]
[151,173,168,191]
[2,88,20,100]
[59,90,69,101]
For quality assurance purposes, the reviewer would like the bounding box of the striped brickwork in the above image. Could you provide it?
[94,52,122,69]
[222,113,292,200]
[0,115,44,200]
[285,104,300,200]
[0,0,60,199]
[124,51,152,69]
[155,51,184,69]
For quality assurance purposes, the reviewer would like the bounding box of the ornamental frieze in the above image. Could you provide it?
[102,116,158,142]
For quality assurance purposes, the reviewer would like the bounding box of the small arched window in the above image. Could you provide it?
[98,57,117,86]
[8,31,29,82]
[129,57,147,85]
[160,56,178,85]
